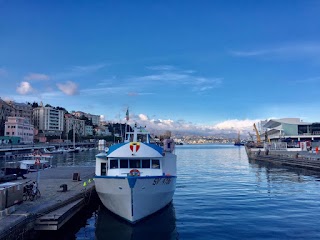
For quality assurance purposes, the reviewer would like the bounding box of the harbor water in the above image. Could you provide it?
[34,145,320,239]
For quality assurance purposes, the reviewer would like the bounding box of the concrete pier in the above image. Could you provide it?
[0,166,95,239]
[246,147,320,171]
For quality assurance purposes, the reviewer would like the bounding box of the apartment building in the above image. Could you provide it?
[33,104,65,136]
[0,98,14,135]
[6,101,33,122]
[72,111,100,126]
[65,114,85,138]
[85,125,93,136]
[5,117,34,143]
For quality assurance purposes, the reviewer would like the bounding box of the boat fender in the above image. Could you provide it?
[129,169,140,177]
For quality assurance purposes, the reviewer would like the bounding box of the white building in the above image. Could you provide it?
[33,104,65,136]
[5,117,34,143]
[262,118,320,142]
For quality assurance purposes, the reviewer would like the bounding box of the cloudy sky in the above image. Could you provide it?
[1,1,320,135]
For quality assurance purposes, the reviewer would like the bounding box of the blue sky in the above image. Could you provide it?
[1,1,320,134]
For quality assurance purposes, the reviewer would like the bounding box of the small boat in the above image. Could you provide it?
[94,124,177,223]
[234,131,245,146]
[19,154,52,172]
[43,148,63,154]
[1,153,52,176]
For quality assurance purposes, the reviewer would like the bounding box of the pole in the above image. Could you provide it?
[73,123,75,149]
[37,163,40,185]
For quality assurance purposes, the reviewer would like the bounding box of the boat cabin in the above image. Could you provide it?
[95,125,176,177]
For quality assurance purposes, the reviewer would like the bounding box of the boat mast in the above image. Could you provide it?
[73,123,75,149]
[125,108,129,142]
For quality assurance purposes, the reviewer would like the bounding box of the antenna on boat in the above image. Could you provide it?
[125,108,129,142]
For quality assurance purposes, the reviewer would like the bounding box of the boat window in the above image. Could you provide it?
[142,159,150,168]
[120,159,129,168]
[130,159,141,168]
[151,159,160,169]
[137,134,148,143]
[110,160,119,169]
[101,163,107,175]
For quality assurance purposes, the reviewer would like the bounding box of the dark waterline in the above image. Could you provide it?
[30,145,320,239]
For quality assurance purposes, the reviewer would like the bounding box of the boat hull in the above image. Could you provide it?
[94,176,176,223]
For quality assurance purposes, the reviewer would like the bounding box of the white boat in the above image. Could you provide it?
[43,148,63,154]
[20,154,53,171]
[94,124,177,223]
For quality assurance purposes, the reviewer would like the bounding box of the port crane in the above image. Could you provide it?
[253,123,261,143]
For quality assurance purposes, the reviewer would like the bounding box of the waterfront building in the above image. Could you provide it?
[94,126,111,136]
[33,104,65,136]
[88,114,100,126]
[85,125,93,136]
[261,118,320,142]
[4,117,34,144]
[72,111,100,126]
[64,114,85,138]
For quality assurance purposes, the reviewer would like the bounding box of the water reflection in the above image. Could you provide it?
[248,158,320,197]
[95,203,178,240]
[248,158,320,182]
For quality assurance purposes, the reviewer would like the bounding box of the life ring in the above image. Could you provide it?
[129,169,140,176]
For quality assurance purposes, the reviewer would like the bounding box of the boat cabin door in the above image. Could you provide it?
[101,162,107,176]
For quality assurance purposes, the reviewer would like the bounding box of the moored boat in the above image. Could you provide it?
[94,124,177,223]
[20,154,52,171]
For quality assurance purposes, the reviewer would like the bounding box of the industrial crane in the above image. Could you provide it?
[253,123,261,143]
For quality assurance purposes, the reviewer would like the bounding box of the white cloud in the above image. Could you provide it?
[54,63,106,80]
[24,73,50,81]
[16,81,34,95]
[136,72,188,82]
[139,114,149,121]
[229,42,320,59]
[71,63,106,73]
[133,67,222,92]
[122,112,259,136]
[146,65,176,71]
[56,81,79,95]
[212,119,259,132]
[229,49,269,57]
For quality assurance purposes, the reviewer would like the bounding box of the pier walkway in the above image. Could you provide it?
[246,147,320,171]
[0,166,95,239]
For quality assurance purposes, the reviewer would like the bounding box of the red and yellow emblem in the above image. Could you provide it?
[130,142,141,152]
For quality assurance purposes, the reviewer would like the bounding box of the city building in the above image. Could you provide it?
[72,111,100,126]
[6,101,33,122]
[5,117,34,144]
[33,103,65,136]
[0,98,14,135]
[85,125,93,136]
[261,118,320,142]
[64,114,85,138]
[94,126,111,136]
[89,114,100,126]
